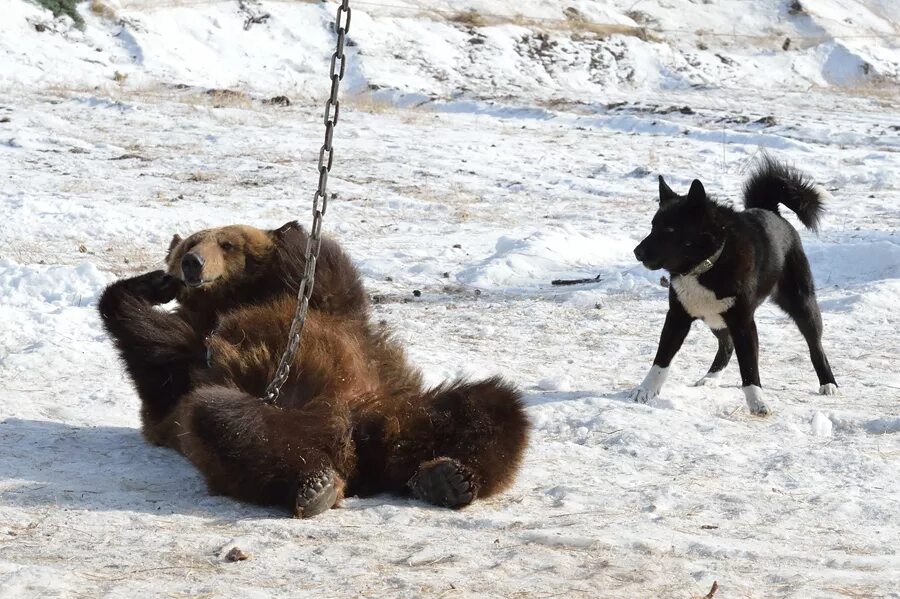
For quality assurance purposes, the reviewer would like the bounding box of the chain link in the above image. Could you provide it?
[263,0,351,405]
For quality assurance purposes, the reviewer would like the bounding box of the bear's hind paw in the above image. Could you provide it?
[294,468,340,519]
[408,457,479,509]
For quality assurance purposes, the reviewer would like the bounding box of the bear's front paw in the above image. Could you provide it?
[294,468,339,519]
[408,457,478,509]
[126,270,183,304]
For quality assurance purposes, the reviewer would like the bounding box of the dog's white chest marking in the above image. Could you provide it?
[671,275,735,330]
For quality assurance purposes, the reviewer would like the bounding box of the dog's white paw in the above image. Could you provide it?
[693,371,722,387]
[630,365,668,404]
[629,385,657,404]
[819,383,838,396]
[742,385,771,417]
[749,402,771,417]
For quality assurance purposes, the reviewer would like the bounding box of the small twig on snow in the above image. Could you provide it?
[551,274,601,286]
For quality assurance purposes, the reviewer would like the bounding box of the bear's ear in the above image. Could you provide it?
[273,221,300,237]
[687,179,706,203]
[658,175,677,204]
[166,234,183,259]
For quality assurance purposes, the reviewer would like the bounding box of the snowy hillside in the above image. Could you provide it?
[1,0,900,597]
[2,0,899,97]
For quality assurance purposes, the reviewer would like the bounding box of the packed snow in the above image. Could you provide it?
[1,0,899,597]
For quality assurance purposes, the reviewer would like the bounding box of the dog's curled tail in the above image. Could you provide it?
[743,155,826,232]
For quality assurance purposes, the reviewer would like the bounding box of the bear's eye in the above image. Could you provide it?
[220,241,235,251]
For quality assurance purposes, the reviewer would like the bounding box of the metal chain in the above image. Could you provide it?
[263,0,352,405]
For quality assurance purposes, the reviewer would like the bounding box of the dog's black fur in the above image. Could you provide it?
[631,155,837,415]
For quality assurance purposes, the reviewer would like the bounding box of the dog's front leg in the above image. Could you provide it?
[630,300,693,403]
[724,309,770,416]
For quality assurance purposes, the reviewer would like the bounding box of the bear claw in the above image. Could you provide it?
[294,469,338,519]
[408,457,478,509]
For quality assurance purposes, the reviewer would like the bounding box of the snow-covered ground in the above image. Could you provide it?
[1,1,899,597]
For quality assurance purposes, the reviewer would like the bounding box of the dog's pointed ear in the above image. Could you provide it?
[687,179,706,203]
[166,234,183,260]
[658,175,677,203]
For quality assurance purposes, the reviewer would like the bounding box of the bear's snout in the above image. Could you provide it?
[181,253,205,286]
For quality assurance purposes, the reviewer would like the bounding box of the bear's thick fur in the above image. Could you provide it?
[98,222,528,517]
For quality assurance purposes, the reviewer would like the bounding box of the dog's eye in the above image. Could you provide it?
[664,227,676,234]
[220,241,235,251]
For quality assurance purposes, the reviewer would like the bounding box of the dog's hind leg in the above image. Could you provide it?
[694,328,733,386]
[773,248,838,395]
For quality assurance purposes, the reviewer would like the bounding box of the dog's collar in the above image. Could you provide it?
[686,243,725,276]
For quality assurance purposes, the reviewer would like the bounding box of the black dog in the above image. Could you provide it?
[630,156,837,415]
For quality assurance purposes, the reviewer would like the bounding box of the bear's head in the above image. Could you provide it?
[165,221,305,304]
[166,225,272,288]
[164,220,366,318]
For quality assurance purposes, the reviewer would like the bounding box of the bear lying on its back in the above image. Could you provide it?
[98,222,528,517]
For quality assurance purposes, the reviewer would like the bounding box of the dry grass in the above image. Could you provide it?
[118,0,236,8]
[89,0,119,20]
[184,170,219,182]
[134,86,256,110]
[100,244,163,276]
[825,585,884,598]
[551,18,655,41]
[434,8,655,41]
[197,88,253,108]
[0,240,56,266]
[118,0,317,7]
[33,84,288,133]
[118,85,255,109]
[447,9,487,28]
[342,93,399,114]
[0,238,160,275]
[39,83,258,110]
[341,92,432,124]
[805,80,900,108]
[111,0,648,41]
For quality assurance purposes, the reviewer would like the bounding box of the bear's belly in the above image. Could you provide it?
[671,275,735,330]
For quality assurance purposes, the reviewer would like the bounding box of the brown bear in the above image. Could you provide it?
[98,222,528,517]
